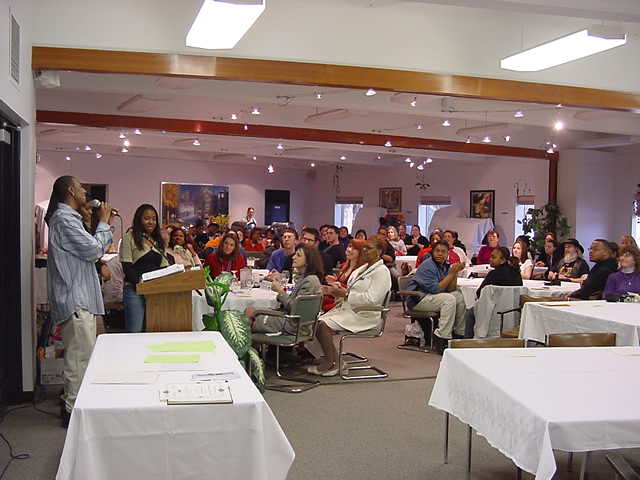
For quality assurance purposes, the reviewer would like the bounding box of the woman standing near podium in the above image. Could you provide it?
[120,204,171,332]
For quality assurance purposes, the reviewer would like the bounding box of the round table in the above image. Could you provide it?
[191,288,279,331]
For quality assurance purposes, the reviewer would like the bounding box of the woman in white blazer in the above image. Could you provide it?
[307,235,392,376]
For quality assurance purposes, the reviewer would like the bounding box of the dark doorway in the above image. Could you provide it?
[264,189,290,225]
[0,118,22,405]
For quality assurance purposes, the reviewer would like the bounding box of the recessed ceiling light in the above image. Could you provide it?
[276,143,284,150]
[118,132,126,139]
[554,120,564,131]
[384,140,392,147]
[252,155,257,160]
[377,155,382,160]
[405,157,412,163]
[243,124,249,131]
[410,98,417,107]
[553,143,558,149]
[84,145,92,151]
[426,157,433,163]
[315,92,323,99]
[482,136,492,143]
[185,0,266,50]
[65,155,71,161]
[416,123,423,130]
[95,152,102,159]
[123,139,131,147]
[417,164,424,170]
[231,113,238,120]
[465,137,472,143]
[267,164,275,174]
[365,88,377,96]
[504,135,511,142]
[547,146,555,153]
[556,104,563,108]
[442,119,451,127]
[134,128,142,135]
[75,146,81,151]
[500,27,627,71]
[340,155,346,160]
[409,162,415,168]
[193,139,201,146]
[310,162,316,167]
[514,110,524,118]
[250,107,260,115]
[121,147,128,153]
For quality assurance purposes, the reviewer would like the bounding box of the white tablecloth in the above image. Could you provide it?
[192,289,279,331]
[429,346,640,480]
[520,300,640,346]
[56,332,294,480]
[457,279,580,338]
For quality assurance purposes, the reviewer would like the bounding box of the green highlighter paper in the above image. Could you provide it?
[147,341,215,353]
[144,354,201,364]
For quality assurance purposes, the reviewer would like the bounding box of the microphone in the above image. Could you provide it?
[88,199,120,217]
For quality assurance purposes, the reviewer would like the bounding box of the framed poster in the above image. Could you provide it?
[161,182,229,226]
[470,190,495,221]
[379,187,402,213]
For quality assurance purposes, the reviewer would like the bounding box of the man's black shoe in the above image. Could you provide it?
[433,335,449,355]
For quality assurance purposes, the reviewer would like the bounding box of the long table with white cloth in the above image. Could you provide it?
[192,288,279,330]
[56,331,294,480]
[520,300,640,346]
[429,346,640,479]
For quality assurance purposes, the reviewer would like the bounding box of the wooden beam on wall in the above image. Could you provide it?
[36,110,558,161]
[32,47,640,112]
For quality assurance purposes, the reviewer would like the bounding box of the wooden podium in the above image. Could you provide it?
[136,269,205,332]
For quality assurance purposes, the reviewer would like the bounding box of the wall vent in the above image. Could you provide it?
[10,14,20,84]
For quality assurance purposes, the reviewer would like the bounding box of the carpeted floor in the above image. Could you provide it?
[2,303,639,479]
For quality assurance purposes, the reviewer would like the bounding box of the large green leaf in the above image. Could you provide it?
[214,271,235,287]
[219,310,251,358]
[247,347,265,393]
[201,313,219,331]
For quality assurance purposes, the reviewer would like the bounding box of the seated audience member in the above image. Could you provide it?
[609,241,620,260]
[322,225,347,274]
[416,232,445,267]
[548,238,590,281]
[354,229,367,240]
[377,225,388,236]
[338,226,352,249]
[306,236,391,376]
[318,225,330,250]
[533,238,562,279]
[167,227,202,267]
[266,228,297,276]
[407,241,467,351]
[405,225,428,256]
[603,246,640,298]
[398,224,408,243]
[322,239,367,312]
[443,230,467,265]
[205,233,246,277]
[204,222,221,248]
[452,231,467,254]
[464,247,523,337]
[568,239,618,300]
[387,226,408,256]
[619,235,638,251]
[243,228,265,252]
[476,230,500,265]
[246,244,323,334]
[512,238,533,279]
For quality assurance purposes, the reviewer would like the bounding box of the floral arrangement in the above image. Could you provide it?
[380,213,406,228]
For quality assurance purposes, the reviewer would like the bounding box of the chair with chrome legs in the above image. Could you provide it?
[251,294,322,393]
[444,338,526,480]
[396,274,440,353]
[337,291,391,380]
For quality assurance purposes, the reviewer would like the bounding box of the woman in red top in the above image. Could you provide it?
[321,239,367,312]
[205,233,246,277]
[477,230,500,265]
[243,228,264,252]
[416,232,442,267]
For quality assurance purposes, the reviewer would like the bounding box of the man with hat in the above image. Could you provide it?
[548,238,590,281]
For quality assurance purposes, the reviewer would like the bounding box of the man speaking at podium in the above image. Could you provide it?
[45,176,113,427]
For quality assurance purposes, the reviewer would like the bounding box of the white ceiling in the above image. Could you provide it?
[36,71,640,170]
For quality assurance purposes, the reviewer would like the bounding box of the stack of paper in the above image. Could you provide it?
[141,263,185,282]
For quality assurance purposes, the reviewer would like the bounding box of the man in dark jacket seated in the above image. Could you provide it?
[568,239,618,300]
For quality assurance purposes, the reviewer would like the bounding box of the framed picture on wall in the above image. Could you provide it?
[470,190,495,221]
[161,182,229,226]
[379,187,402,213]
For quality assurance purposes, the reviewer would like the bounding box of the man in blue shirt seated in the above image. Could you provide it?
[266,228,297,279]
[407,241,467,352]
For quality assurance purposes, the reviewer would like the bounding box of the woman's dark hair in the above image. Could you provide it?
[45,175,75,225]
[429,232,442,246]
[494,246,520,270]
[355,229,367,239]
[482,230,500,245]
[512,238,529,263]
[295,244,325,279]
[368,234,389,255]
[169,227,194,248]
[217,233,240,260]
[132,204,162,250]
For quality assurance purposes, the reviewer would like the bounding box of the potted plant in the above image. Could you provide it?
[519,203,571,255]
[201,268,265,392]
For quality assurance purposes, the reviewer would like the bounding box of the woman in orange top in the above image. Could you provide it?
[321,239,367,312]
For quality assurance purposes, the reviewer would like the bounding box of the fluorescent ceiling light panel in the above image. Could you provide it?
[186,0,265,50]
[500,28,626,72]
